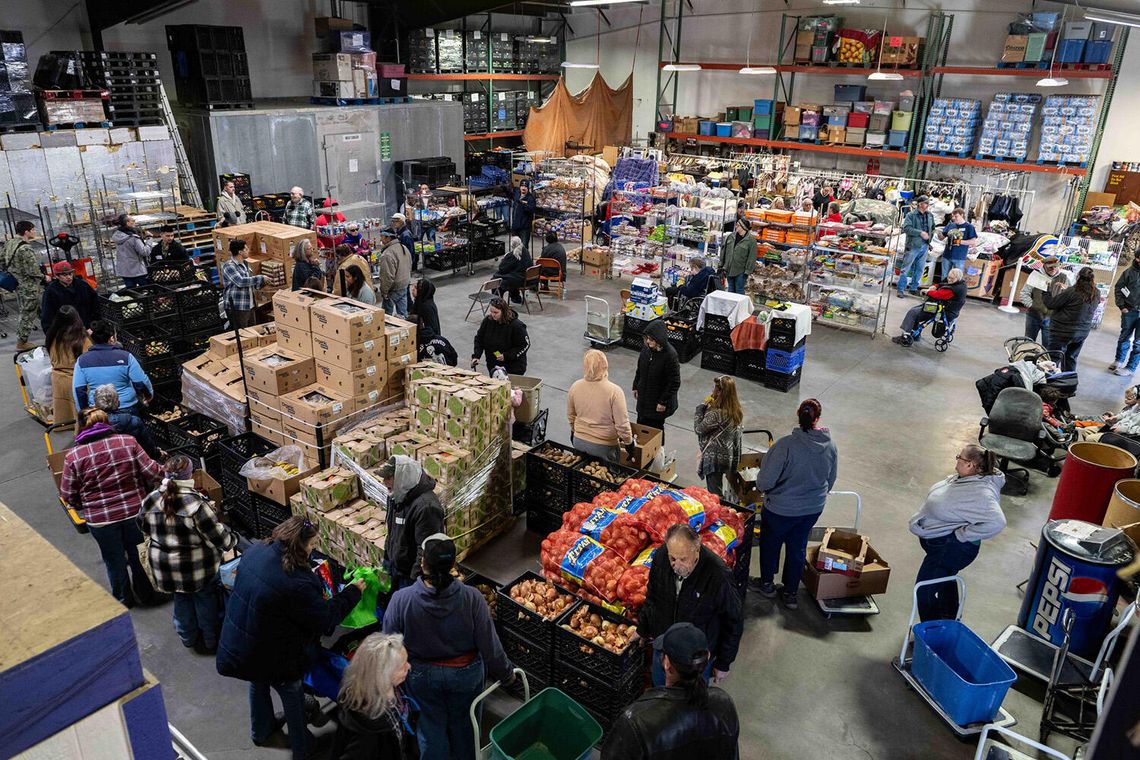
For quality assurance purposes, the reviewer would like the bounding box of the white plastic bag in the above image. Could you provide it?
[239,445,307,480]
[19,347,53,407]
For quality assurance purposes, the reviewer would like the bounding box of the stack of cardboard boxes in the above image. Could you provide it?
[287,466,388,569]
[213,221,318,301]
[313,38,377,99]
[181,324,279,431]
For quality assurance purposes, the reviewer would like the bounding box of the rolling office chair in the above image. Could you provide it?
[979,387,1048,496]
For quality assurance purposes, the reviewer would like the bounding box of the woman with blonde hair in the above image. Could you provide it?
[694,375,744,498]
[291,238,324,292]
[331,633,418,760]
[567,349,634,462]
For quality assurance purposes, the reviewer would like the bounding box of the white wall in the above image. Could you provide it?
[4,0,92,63]
[564,0,1139,233]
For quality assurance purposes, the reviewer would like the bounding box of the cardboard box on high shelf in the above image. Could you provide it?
[804,544,891,599]
[315,359,386,398]
[1002,35,1028,63]
[313,52,353,81]
[815,529,872,577]
[383,316,417,363]
[248,462,319,507]
[315,16,355,36]
[312,334,387,371]
[243,346,316,396]
[276,323,314,356]
[273,288,336,331]
[278,384,355,430]
[620,423,664,469]
[310,298,385,344]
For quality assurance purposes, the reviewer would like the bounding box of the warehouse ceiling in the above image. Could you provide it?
[385,0,571,28]
[85,0,200,30]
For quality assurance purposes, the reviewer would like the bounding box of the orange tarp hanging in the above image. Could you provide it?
[523,72,633,157]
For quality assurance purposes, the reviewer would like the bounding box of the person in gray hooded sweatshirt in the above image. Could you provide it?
[909,444,1006,621]
[111,214,152,288]
[750,399,838,609]
[378,455,444,591]
[382,534,513,760]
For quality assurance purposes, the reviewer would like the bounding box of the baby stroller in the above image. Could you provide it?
[1002,337,1079,414]
[904,300,958,352]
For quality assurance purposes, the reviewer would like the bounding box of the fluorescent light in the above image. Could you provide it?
[570,0,647,6]
[739,66,777,75]
[868,71,904,81]
[1084,9,1140,28]
[526,36,556,44]
[662,63,702,72]
[1037,76,1070,87]
[561,62,599,69]
[823,0,861,5]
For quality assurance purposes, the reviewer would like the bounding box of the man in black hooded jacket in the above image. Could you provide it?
[378,455,444,590]
[632,318,681,440]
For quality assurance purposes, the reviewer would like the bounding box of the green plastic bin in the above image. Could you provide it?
[490,688,602,760]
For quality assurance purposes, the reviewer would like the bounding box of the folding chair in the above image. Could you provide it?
[520,265,543,314]
[465,277,502,322]
[537,257,565,300]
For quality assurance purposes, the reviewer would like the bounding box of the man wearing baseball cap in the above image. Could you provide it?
[391,212,416,269]
[41,259,99,333]
[601,622,739,759]
[377,227,411,318]
[898,195,934,298]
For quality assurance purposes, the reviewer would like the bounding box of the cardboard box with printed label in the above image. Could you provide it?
[814,529,872,577]
[278,384,355,428]
[248,398,284,445]
[243,346,316,396]
[313,52,353,81]
[355,389,382,411]
[419,442,470,485]
[182,353,226,381]
[332,429,386,469]
[1002,35,1028,63]
[412,405,442,436]
[620,423,664,469]
[387,431,436,460]
[315,359,386,398]
[310,298,385,344]
[273,288,335,331]
[581,247,614,267]
[276,323,314,356]
[243,323,278,346]
[248,462,319,507]
[209,331,261,358]
[210,368,248,402]
[300,467,360,513]
[804,544,891,599]
[383,316,417,362]
[312,334,386,371]
[213,223,260,263]
[388,350,417,375]
[245,385,279,412]
[255,223,319,265]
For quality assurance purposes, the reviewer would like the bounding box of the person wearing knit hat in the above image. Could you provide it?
[41,258,99,332]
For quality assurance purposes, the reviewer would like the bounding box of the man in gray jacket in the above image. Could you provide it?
[1111,254,1140,376]
[377,228,411,318]
[718,218,757,295]
[898,195,934,298]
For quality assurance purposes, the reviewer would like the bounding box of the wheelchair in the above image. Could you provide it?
[907,300,957,352]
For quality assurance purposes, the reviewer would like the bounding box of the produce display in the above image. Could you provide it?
[562,502,651,562]
[154,406,186,422]
[541,530,631,603]
[577,460,626,485]
[561,605,637,654]
[248,456,303,477]
[508,577,576,619]
[532,443,582,468]
[472,582,497,616]
[616,545,655,610]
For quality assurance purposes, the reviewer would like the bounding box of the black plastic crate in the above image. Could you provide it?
[735,349,766,382]
[731,511,756,598]
[119,323,176,361]
[700,349,737,374]
[99,290,149,325]
[702,331,734,354]
[570,457,638,505]
[498,626,552,681]
[143,394,188,447]
[179,304,224,334]
[221,466,247,501]
[140,355,180,384]
[554,600,644,684]
[512,408,548,446]
[496,571,580,649]
[168,411,227,453]
[551,660,644,730]
[225,494,259,539]
[704,314,731,335]
[218,431,276,472]
[168,281,219,312]
[173,329,213,356]
[526,481,572,514]
[254,495,290,539]
[526,441,584,493]
[133,284,180,321]
[666,327,700,363]
[149,259,196,285]
[526,507,564,537]
[763,367,801,392]
[152,378,182,404]
[767,318,800,350]
[461,570,502,619]
[504,670,547,701]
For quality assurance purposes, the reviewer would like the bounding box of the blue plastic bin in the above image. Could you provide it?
[765,345,805,374]
[715,122,732,137]
[1083,40,1113,64]
[798,125,817,140]
[699,120,715,136]
[911,620,1017,727]
[888,129,909,148]
[834,84,866,102]
[1057,39,1086,63]
[754,99,777,115]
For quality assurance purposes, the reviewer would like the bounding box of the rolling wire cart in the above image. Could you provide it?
[584,295,622,347]
[806,490,880,618]
[972,724,1073,760]
[893,576,1018,739]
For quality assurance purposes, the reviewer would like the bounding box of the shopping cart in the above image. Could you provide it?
[472,672,603,760]
[893,576,1017,739]
[804,490,880,618]
[13,347,53,426]
[44,420,87,534]
[584,295,622,347]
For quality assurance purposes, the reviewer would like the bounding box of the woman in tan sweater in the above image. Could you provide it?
[46,305,90,427]
[567,349,634,462]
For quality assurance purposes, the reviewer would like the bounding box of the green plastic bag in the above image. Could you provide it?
[340,566,390,629]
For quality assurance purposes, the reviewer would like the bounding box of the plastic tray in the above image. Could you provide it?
[912,620,1017,727]
[553,600,644,683]
[489,686,602,760]
[527,507,565,537]
[254,495,291,539]
[98,290,150,325]
[217,431,277,472]
[142,394,189,447]
[497,571,581,649]
[763,368,801,392]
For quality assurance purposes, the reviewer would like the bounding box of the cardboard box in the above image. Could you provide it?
[383,316,417,362]
[332,430,386,469]
[313,52,353,81]
[273,288,336,331]
[815,529,872,577]
[355,389,382,410]
[387,431,436,460]
[1002,35,1028,63]
[804,544,891,599]
[254,223,318,263]
[278,384,355,428]
[243,323,278,346]
[300,467,360,513]
[879,35,922,66]
[248,463,319,507]
[310,298,385,344]
[276,323,314,356]
[582,246,614,267]
[248,399,284,445]
[619,423,663,469]
[288,430,333,465]
[209,331,260,358]
[508,374,542,424]
[315,359,386,397]
[783,106,802,126]
[244,385,279,412]
[182,353,227,381]
[312,334,386,371]
[213,223,260,263]
[315,16,356,36]
[243,346,316,396]
[584,264,611,280]
[419,442,470,485]
[210,368,248,402]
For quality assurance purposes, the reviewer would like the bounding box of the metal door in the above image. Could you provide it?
[322,131,378,207]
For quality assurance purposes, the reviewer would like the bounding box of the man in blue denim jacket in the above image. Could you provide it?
[898,196,934,298]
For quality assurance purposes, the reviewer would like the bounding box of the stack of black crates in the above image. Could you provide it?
[407,29,438,73]
[0,30,38,130]
[80,51,163,127]
[462,92,487,134]
[523,442,637,536]
[699,314,736,373]
[763,316,804,392]
[664,305,700,363]
[166,25,253,109]
[215,432,279,538]
[464,31,489,72]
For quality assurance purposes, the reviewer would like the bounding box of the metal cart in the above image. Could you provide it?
[472,669,530,760]
[584,295,622,347]
[805,490,881,618]
[972,724,1073,760]
[893,576,1017,739]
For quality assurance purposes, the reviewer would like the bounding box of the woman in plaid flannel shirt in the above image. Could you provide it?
[139,455,237,654]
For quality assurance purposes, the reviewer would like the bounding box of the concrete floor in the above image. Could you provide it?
[2,262,1131,759]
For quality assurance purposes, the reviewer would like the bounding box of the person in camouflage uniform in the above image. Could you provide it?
[2,221,46,350]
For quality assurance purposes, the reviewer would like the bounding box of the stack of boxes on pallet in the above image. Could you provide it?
[976,93,1039,162]
[1057,20,1115,65]
[312,49,378,100]
[1039,94,1098,166]
[922,98,982,156]
[213,220,317,298]
[0,30,37,130]
[166,25,252,108]
[695,309,811,392]
[79,51,164,127]
[179,324,277,437]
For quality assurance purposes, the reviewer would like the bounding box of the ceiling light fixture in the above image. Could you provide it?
[527,36,556,44]
[740,66,777,75]
[569,0,648,7]
[822,0,861,5]
[868,71,904,81]
[561,62,599,69]
[662,63,702,72]
[1038,4,1070,88]
[1084,8,1140,28]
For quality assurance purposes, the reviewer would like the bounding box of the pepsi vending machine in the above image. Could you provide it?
[1018,520,1136,659]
